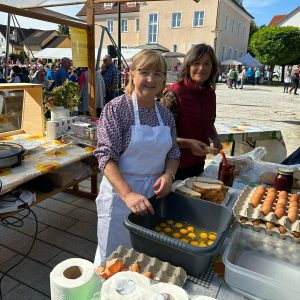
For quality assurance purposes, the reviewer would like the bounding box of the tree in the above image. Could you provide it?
[249,26,300,68]
[247,20,259,55]
[58,25,70,36]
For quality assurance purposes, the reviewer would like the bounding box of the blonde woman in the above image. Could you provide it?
[93,50,180,265]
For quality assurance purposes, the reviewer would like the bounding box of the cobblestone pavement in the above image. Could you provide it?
[215,83,300,156]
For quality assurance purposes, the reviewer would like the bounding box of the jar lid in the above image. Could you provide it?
[293,168,300,180]
[277,167,294,176]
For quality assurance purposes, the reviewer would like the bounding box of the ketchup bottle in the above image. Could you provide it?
[218,151,235,187]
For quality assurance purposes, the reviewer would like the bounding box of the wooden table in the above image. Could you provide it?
[0,133,99,216]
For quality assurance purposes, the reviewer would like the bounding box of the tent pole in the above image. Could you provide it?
[4,13,11,78]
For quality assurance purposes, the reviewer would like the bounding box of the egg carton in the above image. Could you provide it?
[234,223,300,265]
[234,186,300,241]
[103,245,187,287]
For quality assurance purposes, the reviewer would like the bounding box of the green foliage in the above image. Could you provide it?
[58,25,70,36]
[43,80,81,111]
[247,20,259,55]
[249,26,300,67]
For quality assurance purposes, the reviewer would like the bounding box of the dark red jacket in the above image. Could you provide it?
[165,78,216,168]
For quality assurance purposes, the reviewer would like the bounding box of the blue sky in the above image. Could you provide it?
[0,0,299,29]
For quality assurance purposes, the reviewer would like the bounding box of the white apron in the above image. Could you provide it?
[94,95,172,266]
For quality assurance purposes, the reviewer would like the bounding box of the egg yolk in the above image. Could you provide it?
[199,232,208,239]
[208,233,217,241]
[180,238,189,243]
[175,222,183,228]
[154,226,161,232]
[190,241,198,246]
[166,219,174,225]
[172,232,181,239]
[207,240,214,246]
[163,227,172,233]
[188,232,196,239]
[187,226,194,232]
[179,228,188,235]
[198,241,207,248]
[159,222,167,228]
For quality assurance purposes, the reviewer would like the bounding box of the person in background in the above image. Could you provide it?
[69,69,78,83]
[0,72,7,83]
[11,65,30,83]
[246,67,254,85]
[283,68,292,93]
[101,54,119,103]
[161,43,221,180]
[289,65,300,95]
[31,69,52,91]
[55,57,71,87]
[229,66,238,89]
[227,66,234,88]
[255,68,261,85]
[46,63,56,81]
[239,66,247,89]
[93,50,180,265]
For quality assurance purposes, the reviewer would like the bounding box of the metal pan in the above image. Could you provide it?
[0,142,25,169]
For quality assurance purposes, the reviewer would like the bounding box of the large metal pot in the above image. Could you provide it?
[84,125,97,142]
[0,142,25,169]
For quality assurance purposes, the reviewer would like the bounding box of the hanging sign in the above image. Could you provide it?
[70,27,88,67]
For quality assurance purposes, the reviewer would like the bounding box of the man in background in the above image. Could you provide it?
[101,54,118,103]
[55,57,71,87]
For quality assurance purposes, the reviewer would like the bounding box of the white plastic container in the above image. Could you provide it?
[223,227,300,300]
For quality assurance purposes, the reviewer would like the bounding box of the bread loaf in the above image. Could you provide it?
[175,185,202,198]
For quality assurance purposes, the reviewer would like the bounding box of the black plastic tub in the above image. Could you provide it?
[124,192,233,275]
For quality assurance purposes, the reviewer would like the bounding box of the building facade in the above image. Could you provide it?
[77,0,252,62]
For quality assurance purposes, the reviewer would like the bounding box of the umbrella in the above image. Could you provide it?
[220,59,242,66]
[162,51,186,58]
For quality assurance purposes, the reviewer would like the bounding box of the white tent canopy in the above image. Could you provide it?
[239,53,263,68]
[34,47,142,62]
[220,59,242,66]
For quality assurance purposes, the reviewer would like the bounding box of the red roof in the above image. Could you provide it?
[268,15,286,26]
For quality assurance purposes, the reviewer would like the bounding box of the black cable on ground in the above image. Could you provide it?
[0,194,38,300]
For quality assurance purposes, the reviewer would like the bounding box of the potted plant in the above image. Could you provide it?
[43,80,81,118]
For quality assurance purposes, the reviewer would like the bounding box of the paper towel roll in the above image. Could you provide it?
[50,258,103,300]
[143,282,189,300]
[101,271,151,300]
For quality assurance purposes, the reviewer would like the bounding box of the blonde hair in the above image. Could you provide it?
[125,50,167,98]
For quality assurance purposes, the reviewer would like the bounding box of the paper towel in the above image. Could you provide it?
[101,271,150,300]
[50,258,103,300]
[142,282,189,300]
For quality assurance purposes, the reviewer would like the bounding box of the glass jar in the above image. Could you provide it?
[218,161,235,187]
[273,168,294,192]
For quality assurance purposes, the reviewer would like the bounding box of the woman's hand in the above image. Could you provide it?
[189,139,209,156]
[122,192,154,216]
[152,173,173,199]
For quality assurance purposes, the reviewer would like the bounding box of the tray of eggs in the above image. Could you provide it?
[233,186,300,242]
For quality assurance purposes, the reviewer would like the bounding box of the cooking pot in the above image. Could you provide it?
[0,142,25,169]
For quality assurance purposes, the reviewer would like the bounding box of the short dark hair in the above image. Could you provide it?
[178,43,218,89]
[12,65,22,74]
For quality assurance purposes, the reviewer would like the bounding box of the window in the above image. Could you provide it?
[193,11,204,27]
[228,48,233,59]
[107,20,114,33]
[171,12,181,28]
[237,23,241,36]
[173,45,177,52]
[225,16,229,31]
[104,3,113,8]
[234,49,238,59]
[127,2,136,7]
[121,19,128,32]
[148,13,158,44]
[243,26,246,38]
[240,51,243,57]
[231,19,235,33]
[135,18,140,31]
[221,46,226,62]
[0,38,3,43]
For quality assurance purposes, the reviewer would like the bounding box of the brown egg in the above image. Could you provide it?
[143,272,154,279]
[277,225,287,234]
[129,263,141,273]
[261,201,273,215]
[265,221,275,229]
[274,207,286,219]
[288,206,299,213]
[268,187,277,194]
[278,191,288,198]
[252,219,261,226]
[288,210,298,223]
[251,194,262,208]
[240,216,248,223]
[290,194,300,202]
[292,231,300,238]
[277,198,287,206]
[289,201,299,209]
